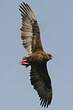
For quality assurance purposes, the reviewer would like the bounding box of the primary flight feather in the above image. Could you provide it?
[19,2,53,108]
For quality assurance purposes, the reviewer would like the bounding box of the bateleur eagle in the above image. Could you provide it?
[19,2,53,108]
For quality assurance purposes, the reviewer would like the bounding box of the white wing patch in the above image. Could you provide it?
[21,31,32,55]
[21,18,33,55]
[19,3,37,55]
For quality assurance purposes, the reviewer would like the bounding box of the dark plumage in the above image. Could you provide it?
[19,2,53,108]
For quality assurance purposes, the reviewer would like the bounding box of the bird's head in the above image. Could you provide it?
[47,53,53,61]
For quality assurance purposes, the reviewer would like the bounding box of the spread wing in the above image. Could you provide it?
[30,63,52,108]
[19,2,43,55]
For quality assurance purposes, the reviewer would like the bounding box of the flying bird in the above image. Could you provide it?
[19,2,53,108]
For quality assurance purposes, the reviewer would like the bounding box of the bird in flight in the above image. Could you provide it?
[19,2,53,108]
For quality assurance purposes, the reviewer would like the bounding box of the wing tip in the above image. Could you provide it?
[39,89,52,108]
[19,2,26,13]
[19,2,30,12]
[40,98,52,108]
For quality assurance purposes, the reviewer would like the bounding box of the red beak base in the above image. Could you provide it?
[20,59,29,65]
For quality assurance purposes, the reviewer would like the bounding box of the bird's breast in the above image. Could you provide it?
[29,51,48,63]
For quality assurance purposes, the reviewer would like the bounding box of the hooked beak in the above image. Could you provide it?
[48,54,54,60]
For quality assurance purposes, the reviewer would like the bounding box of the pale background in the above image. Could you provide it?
[0,0,73,110]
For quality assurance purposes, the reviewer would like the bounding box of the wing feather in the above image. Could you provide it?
[30,63,52,108]
[19,2,43,55]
